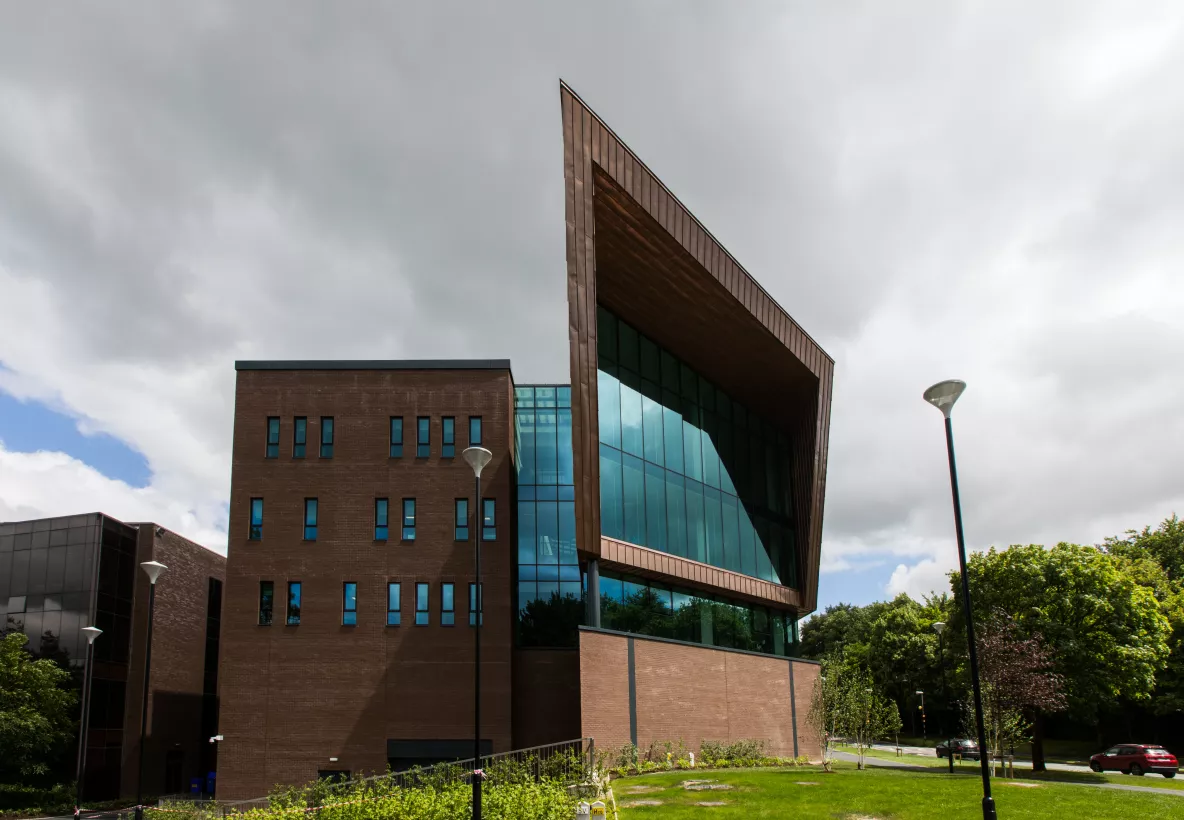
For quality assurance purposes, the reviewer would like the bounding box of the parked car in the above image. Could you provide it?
[936,739,980,760]
[1089,745,1179,778]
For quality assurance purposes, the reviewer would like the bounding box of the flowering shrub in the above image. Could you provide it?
[146,756,582,820]
[595,739,811,777]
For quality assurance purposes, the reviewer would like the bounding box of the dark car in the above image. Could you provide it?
[1090,744,1179,778]
[936,739,980,760]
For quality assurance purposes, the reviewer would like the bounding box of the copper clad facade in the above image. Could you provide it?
[561,82,833,613]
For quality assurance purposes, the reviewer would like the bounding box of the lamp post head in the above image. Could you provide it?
[462,447,493,478]
[923,380,966,418]
[916,690,924,695]
[140,560,168,585]
[932,621,946,636]
[81,626,103,645]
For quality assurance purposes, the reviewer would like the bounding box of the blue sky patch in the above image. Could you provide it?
[0,390,151,488]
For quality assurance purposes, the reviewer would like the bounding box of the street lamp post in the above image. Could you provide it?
[135,561,167,820]
[916,690,926,741]
[924,380,996,820]
[462,446,493,820]
[934,621,953,774]
[74,626,103,819]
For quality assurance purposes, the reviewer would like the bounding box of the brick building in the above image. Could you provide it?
[215,83,832,799]
[0,514,224,800]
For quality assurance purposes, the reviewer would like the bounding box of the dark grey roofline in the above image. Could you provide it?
[235,359,512,372]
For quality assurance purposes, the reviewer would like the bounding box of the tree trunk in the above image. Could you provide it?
[1031,710,1047,772]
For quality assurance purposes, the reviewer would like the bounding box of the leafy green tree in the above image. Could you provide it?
[953,542,1170,769]
[0,632,78,780]
[518,594,584,648]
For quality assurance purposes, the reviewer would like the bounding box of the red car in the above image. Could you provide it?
[1090,744,1178,778]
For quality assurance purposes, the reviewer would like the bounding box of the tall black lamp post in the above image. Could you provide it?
[924,379,996,819]
[135,560,167,820]
[74,626,103,819]
[462,446,492,820]
[933,621,954,773]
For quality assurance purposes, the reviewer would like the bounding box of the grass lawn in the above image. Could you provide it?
[612,763,1184,819]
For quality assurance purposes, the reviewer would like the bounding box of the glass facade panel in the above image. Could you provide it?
[455,499,469,541]
[294,417,307,458]
[516,386,582,648]
[320,417,334,458]
[303,499,317,541]
[343,582,357,626]
[390,417,403,458]
[595,306,798,588]
[415,583,429,625]
[249,498,263,541]
[402,499,416,541]
[287,582,301,625]
[469,416,482,446]
[375,499,389,541]
[441,583,455,626]
[266,417,280,458]
[416,417,430,458]
[259,581,273,625]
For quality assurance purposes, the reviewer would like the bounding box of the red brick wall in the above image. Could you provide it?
[578,629,821,761]
[121,527,226,797]
[511,649,581,749]
[217,368,515,799]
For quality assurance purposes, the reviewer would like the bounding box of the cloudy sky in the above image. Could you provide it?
[2,1,1182,612]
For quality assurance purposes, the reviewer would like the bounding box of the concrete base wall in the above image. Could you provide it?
[579,628,820,761]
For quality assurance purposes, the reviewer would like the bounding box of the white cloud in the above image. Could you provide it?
[0,441,226,552]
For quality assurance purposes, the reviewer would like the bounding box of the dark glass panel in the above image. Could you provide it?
[739,511,757,578]
[597,307,618,362]
[557,409,574,485]
[536,501,559,565]
[622,453,646,546]
[701,412,720,489]
[536,409,558,485]
[721,493,740,573]
[685,480,706,563]
[704,487,723,568]
[660,349,680,392]
[665,470,687,558]
[640,335,660,382]
[644,461,667,553]
[27,547,48,595]
[517,501,535,563]
[516,411,536,483]
[558,501,577,564]
[598,444,624,540]
[618,320,640,373]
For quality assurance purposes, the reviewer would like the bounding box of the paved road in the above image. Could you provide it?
[868,742,1096,774]
[832,751,1183,797]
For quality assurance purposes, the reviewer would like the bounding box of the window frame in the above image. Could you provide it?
[417,416,430,458]
[469,416,483,446]
[304,498,318,541]
[286,581,302,626]
[455,498,469,541]
[469,582,483,627]
[320,416,334,458]
[259,581,274,626]
[293,416,307,458]
[387,582,401,626]
[482,498,496,541]
[375,498,389,541]
[342,582,357,626]
[249,498,264,541]
[390,416,404,458]
[441,582,455,626]
[402,498,416,541]
[414,582,429,626]
[266,417,280,458]
[442,416,455,458]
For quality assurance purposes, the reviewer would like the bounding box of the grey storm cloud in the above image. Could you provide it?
[1,1,1182,604]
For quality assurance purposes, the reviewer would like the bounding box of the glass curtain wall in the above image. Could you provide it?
[599,571,799,657]
[515,385,583,647]
[597,306,797,588]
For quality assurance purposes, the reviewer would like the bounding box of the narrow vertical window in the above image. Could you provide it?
[342,582,357,626]
[266,417,280,458]
[249,498,263,541]
[287,582,302,625]
[469,583,483,627]
[402,498,416,540]
[482,498,496,541]
[415,582,429,625]
[454,499,469,541]
[442,417,455,458]
[387,582,401,626]
[417,416,430,458]
[258,581,274,625]
[375,498,389,540]
[320,416,334,458]
[441,583,455,626]
[469,416,483,446]
[294,417,307,458]
[390,417,403,458]
[304,498,318,540]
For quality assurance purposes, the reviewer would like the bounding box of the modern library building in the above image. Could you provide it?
[215,83,833,798]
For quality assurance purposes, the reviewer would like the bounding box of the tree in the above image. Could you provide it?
[975,612,1066,772]
[0,632,78,780]
[953,543,1170,769]
[518,593,584,648]
[819,654,902,770]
